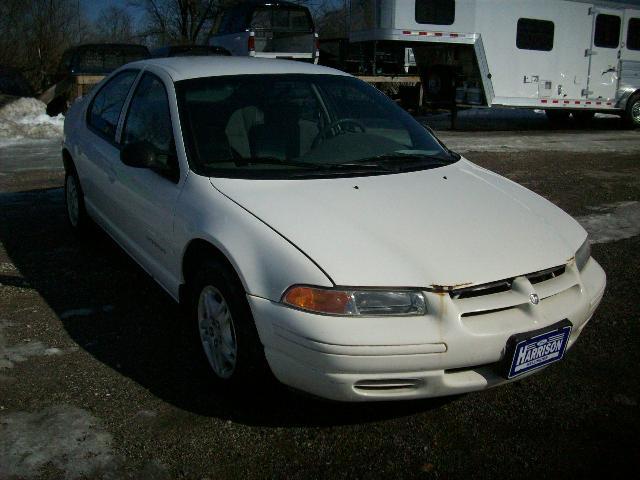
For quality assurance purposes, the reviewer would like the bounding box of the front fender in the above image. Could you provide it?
[174,173,333,301]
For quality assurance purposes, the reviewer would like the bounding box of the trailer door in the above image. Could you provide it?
[587,8,623,101]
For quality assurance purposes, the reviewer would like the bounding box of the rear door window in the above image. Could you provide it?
[594,14,621,48]
[88,70,138,142]
[415,0,455,26]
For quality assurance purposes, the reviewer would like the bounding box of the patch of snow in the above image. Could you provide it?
[0,97,64,142]
[576,201,640,244]
[0,262,17,273]
[0,405,115,479]
[439,131,640,154]
[0,319,65,369]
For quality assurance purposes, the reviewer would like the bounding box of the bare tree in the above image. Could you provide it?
[0,0,87,92]
[132,0,233,45]
[95,6,136,43]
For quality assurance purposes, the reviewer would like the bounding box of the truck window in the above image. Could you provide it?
[628,18,640,51]
[75,46,149,74]
[415,0,455,26]
[516,18,554,51]
[594,14,621,48]
[251,6,313,32]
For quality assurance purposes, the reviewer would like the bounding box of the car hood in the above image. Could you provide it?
[209,159,586,289]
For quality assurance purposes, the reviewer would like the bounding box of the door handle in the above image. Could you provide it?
[602,66,616,75]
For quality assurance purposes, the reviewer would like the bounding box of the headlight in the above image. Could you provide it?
[282,286,427,316]
[575,237,591,271]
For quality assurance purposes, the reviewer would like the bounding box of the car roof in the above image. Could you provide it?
[124,56,349,82]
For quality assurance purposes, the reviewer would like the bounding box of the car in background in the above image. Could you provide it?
[62,57,605,402]
[210,0,318,63]
[150,45,231,58]
[43,43,150,115]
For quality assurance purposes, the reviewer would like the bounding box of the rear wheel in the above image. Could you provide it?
[64,168,89,234]
[423,66,455,103]
[191,260,269,387]
[623,93,640,128]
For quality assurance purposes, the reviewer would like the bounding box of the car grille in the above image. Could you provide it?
[448,265,577,326]
[353,379,422,392]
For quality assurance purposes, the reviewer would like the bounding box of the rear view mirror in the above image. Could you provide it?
[120,141,156,168]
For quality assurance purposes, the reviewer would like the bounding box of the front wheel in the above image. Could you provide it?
[191,260,269,387]
[623,93,640,128]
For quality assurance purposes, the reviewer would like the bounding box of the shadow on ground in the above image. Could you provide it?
[0,187,455,427]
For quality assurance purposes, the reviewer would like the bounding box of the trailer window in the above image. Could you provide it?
[594,14,621,48]
[415,0,455,26]
[516,19,554,51]
[628,18,640,51]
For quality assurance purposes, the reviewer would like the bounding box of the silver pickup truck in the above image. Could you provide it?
[210,1,318,63]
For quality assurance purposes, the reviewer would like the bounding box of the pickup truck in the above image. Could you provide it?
[210,0,318,63]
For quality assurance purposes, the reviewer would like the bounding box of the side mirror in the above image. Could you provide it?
[120,141,156,168]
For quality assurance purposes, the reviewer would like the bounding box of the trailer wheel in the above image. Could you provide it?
[623,93,640,128]
[572,110,595,125]
[424,66,455,102]
[545,109,570,126]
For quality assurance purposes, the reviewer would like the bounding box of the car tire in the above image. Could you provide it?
[64,167,90,234]
[623,93,640,128]
[545,109,571,125]
[191,260,270,388]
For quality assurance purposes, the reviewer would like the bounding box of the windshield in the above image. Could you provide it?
[176,74,456,179]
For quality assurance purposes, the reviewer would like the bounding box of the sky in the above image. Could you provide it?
[81,0,141,21]
[80,0,640,22]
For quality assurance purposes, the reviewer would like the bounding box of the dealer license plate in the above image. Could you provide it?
[504,320,572,379]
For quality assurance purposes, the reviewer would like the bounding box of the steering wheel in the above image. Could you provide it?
[311,118,366,149]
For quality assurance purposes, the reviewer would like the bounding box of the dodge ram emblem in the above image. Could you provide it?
[530,293,540,305]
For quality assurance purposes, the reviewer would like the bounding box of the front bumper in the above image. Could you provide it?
[249,258,606,401]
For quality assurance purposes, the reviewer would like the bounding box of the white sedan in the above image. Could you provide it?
[62,57,606,401]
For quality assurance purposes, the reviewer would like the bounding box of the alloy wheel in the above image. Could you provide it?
[197,285,238,379]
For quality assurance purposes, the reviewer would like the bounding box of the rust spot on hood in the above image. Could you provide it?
[430,282,473,293]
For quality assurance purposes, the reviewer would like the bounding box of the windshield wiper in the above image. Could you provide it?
[323,162,397,172]
[355,152,454,166]
[233,156,397,172]
[233,156,320,169]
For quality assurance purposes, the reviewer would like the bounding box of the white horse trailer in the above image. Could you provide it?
[349,0,640,126]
